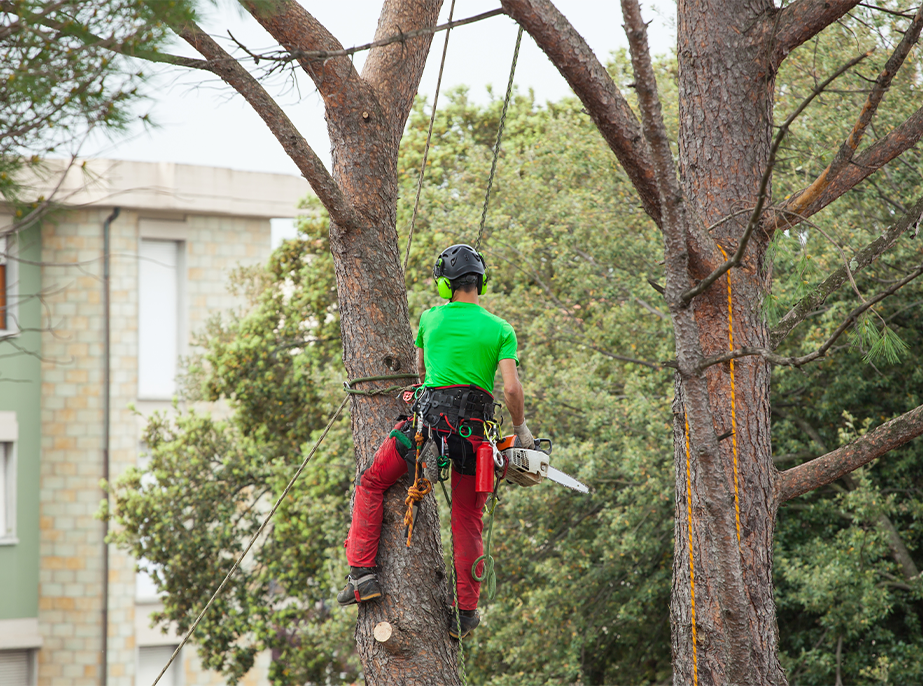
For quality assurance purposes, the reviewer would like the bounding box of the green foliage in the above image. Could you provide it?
[0,1,196,218]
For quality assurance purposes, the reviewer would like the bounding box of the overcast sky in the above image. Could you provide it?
[85,1,676,177]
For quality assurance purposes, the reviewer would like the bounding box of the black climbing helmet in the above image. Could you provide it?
[432,244,488,298]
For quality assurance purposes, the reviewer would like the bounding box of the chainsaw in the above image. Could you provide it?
[488,435,589,493]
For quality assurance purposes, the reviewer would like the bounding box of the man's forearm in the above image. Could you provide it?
[504,383,525,426]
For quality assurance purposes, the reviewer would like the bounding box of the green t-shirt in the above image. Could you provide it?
[415,302,519,393]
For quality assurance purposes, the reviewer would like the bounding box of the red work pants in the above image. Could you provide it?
[345,429,490,610]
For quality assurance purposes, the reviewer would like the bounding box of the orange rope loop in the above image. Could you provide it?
[403,432,432,546]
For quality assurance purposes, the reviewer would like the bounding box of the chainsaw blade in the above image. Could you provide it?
[546,466,589,493]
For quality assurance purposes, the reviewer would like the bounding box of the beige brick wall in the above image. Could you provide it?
[40,207,275,685]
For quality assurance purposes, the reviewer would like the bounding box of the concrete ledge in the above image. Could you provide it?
[27,159,309,219]
[0,411,17,441]
[0,618,43,649]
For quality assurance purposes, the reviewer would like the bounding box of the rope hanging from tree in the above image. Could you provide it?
[403,0,458,276]
[475,25,523,253]
[402,21,524,271]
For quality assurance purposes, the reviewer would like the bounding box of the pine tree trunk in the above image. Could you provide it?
[323,5,462,679]
[670,1,786,684]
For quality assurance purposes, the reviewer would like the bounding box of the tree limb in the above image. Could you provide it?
[239,0,365,112]
[700,261,923,371]
[771,195,923,348]
[500,0,662,227]
[175,21,359,229]
[769,0,863,69]
[784,3,923,222]
[780,104,923,227]
[361,0,443,136]
[779,402,923,501]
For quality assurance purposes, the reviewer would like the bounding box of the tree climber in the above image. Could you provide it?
[337,243,533,639]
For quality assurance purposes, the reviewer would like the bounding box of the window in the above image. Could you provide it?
[0,233,18,335]
[138,240,181,399]
[0,649,33,686]
[0,409,17,544]
[0,443,12,541]
[137,645,181,686]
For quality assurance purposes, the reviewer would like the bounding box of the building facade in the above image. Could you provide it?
[0,159,307,686]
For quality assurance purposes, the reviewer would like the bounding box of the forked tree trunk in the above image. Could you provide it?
[669,2,786,684]
[327,111,463,684]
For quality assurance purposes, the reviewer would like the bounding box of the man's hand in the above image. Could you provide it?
[513,421,534,450]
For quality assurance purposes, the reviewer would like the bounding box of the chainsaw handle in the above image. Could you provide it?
[534,437,552,454]
[496,435,553,454]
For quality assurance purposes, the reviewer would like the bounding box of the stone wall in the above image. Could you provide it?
[39,207,274,686]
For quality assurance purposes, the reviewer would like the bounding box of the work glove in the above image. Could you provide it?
[513,421,534,450]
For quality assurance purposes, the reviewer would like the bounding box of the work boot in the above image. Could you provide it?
[448,608,479,639]
[336,567,382,606]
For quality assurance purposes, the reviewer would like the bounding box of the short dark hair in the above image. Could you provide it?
[450,273,480,293]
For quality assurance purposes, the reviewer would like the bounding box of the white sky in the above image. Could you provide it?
[85,1,676,178]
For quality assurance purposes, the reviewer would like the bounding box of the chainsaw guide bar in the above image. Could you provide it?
[500,445,589,493]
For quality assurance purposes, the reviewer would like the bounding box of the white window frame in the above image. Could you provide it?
[137,238,185,400]
[0,412,18,545]
[137,644,183,686]
[0,230,20,338]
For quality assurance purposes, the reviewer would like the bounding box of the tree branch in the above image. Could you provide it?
[700,261,923,371]
[362,0,443,135]
[175,21,359,229]
[778,403,923,501]
[784,4,923,222]
[239,0,365,111]
[501,0,662,226]
[780,104,923,227]
[0,0,214,71]
[771,195,923,348]
[770,0,863,69]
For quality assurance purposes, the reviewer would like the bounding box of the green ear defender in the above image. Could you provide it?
[437,276,454,299]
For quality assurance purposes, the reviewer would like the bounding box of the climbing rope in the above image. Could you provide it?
[683,413,699,686]
[343,373,420,396]
[149,393,350,686]
[472,482,502,601]
[403,428,433,546]
[403,0,458,276]
[438,469,468,684]
[475,25,524,252]
[717,245,743,547]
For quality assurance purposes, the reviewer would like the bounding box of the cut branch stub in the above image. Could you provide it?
[374,621,412,656]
